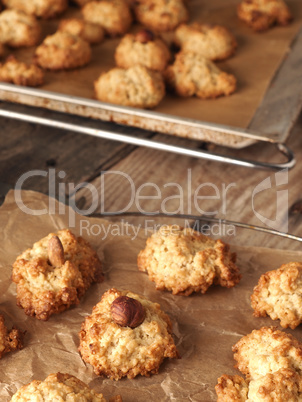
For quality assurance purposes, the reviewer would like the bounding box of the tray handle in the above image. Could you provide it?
[0,109,295,171]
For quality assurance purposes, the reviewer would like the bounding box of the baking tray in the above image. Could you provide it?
[0,0,302,168]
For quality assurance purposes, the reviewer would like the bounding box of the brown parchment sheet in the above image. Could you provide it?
[1,189,302,401]
[3,0,302,129]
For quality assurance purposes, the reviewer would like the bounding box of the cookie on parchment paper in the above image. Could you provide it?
[79,288,179,380]
[2,0,68,19]
[216,368,302,402]
[137,225,240,296]
[34,31,91,70]
[0,9,41,48]
[0,55,44,86]
[12,229,103,321]
[0,314,24,359]
[58,18,105,44]
[10,372,122,401]
[232,326,302,382]
[82,0,133,37]
[174,23,237,61]
[115,30,171,72]
[94,65,165,108]
[237,0,293,32]
[251,262,302,329]
[134,0,189,32]
[164,51,237,99]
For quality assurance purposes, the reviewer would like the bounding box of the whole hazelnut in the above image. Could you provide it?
[135,29,154,43]
[48,235,65,267]
[111,295,146,328]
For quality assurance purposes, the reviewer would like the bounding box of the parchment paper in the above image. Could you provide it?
[1,190,302,401]
[6,0,302,129]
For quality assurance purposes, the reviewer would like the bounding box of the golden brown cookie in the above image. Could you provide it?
[10,372,119,401]
[115,30,171,71]
[237,0,292,31]
[58,18,105,44]
[251,262,302,330]
[137,225,240,296]
[0,314,24,359]
[82,0,132,37]
[0,55,44,86]
[94,65,165,108]
[34,31,91,70]
[134,0,189,31]
[0,9,41,48]
[216,369,302,401]
[174,23,237,61]
[12,229,103,321]
[2,0,68,19]
[232,326,302,382]
[215,374,249,401]
[164,51,236,99]
[79,288,179,380]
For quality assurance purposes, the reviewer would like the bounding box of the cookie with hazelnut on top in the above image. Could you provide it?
[79,288,179,380]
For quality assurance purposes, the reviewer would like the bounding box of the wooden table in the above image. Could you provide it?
[1,100,302,252]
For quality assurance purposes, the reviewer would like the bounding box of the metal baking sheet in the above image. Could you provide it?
[0,1,302,148]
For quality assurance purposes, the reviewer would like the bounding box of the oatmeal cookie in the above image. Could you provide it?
[215,374,249,401]
[34,31,91,70]
[82,0,132,37]
[237,0,292,31]
[12,229,103,321]
[94,65,165,108]
[174,23,237,61]
[59,18,104,44]
[251,262,302,329]
[134,0,189,32]
[164,51,236,99]
[2,0,68,19]
[115,30,171,71]
[0,314,24,359]
[0,9,41,48]
[79,288,179,380]
[10,372,120,401]
[0,55,44,86]
[232,326,302,381]
[216,369,302,401]
[137,225,240,296]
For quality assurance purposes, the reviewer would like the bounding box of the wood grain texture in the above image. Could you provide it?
[74,114,302,251]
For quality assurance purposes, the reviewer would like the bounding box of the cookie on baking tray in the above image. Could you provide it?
[0,55,44,86]
[174,23,237,61]
[134,0,189,32]
[94,65,165,108]
[232,326,302,381]
[73,0,93,6]
[12,229,103,321]
[237,0,293,32]
[0,9,41,48]
[0,314,24,359]
[137,225,240,296]
[2,0,68,19]
[34,31,91,70]
[58,18,105,44]
[10,372,122,401]
[164,51,237,99]
[115,30,171,72]
[216,369,302,402]
[79,288,179,380]
[82,0,133,37]
[251,262,302,329]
